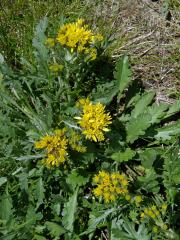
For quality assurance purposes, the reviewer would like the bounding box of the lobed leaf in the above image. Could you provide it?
[45,221,66,238]
[62,188,78,235]
[126,113,151,143]
[111,148,136,163]
[131,91,155,118]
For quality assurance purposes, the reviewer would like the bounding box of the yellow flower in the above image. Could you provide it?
[45,38,55,47]
[95,34,104,41]
[161,203,167,211]
[49,64,63,72]
[93,187,102,197]
[121,179,128,186]
[76,98,91,108]
[76,99,112,142]
[151,205,157,211]
[68,130,86,153]
[35,128,68,167]
[56,19,103,60]
[93,175,100,183]
[35,135,52,149]
[162,224,168,230]
[85,48,97,61]
[109,194,116,201]
[125,194,131,201]
[152,226,158,233]
[154,210,160,217]
[103,192,110,203]
[141,204,164,222]
[93,171,129,203]
[134,195,143,205]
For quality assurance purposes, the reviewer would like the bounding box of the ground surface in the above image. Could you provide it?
[0,0,179,99]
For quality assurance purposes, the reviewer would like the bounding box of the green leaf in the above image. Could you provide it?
[18,172,28,191]
[32,17,49,73]
[33,234,46,240]
[139,149,157,168]
[26,205,43,225]
[66,170,89,190]
[137,168,160,193]
[62,188,78,235]
[126,93,141,109]
[112,219,151,240]
[154,120,180,140]
[91,81,118,105]
[126,113,151,143]
[164,100,180,119]
[163,146,180,203]
[111,148,136,163]
[45,221,66,238]
[34,177,45,209]
[0,189,13,221]
[114,56,132,100]
[111,218,124,240]
[16,154,45,161]
[147,102,168,124]
[0,53,5,64]
[81,208,116,236]
[0,177,7,187]
[131,91,155,118]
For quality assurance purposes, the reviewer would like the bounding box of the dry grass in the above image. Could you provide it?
[0,0,179,99]
[90,0,180,100]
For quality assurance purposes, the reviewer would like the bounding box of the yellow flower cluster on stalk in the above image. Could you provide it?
[56,19,103,60]
[69,130,87,153]
[75,98,112,142]
[93,171,129,203]
[35,129,68,168]
[49,63,63,73]
[140,203,168,232]
[45,38,55,47]
[35,128,87,168]
[140,205,161,220]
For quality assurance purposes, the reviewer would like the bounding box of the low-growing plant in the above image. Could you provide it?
[0,17,180,240]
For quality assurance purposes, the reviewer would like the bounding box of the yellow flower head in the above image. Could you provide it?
[45,38,55,47]
[49,64,63,73]
[125,194,131,201]
[68,130,86,153]
[134,195,143,205]
[93,171,129,203]
[76,99,112,142]
[152,226,158,233]
[35,128,68,167]
[161,203,167,211]
[162,224,168,230]
[56,19,103,60]
[141,203,166,222]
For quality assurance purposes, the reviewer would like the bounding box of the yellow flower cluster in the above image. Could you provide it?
[152,224,168,233]
[69,130,87,153]
[140,203,168,233]
[75,98,112,142]
[35,128,87,168]
[134,195,143,206]
[45,38,55,47]
[49,64,63,73]
[140,205,161,220]
[93,171,129,203]
[140,203,167,220]
[56,19,103,60]
[35,129,68,167]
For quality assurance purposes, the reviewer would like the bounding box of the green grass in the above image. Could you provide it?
[0,0,179,98]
